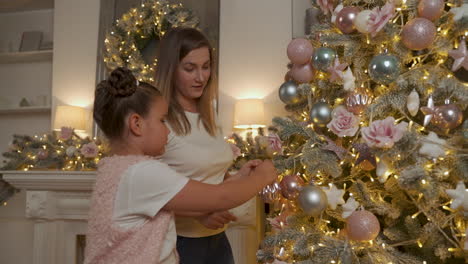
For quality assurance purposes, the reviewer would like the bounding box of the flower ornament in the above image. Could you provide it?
[230,143,242,159]
[59,127,74,140]
[317,0,335,15]
[331,4,344,23]
[267,133,283,155]
[80,142,99,158]
[327,58,348,82]
[361,117,408,148]
[368,2,396,37]
[327,106,360,137]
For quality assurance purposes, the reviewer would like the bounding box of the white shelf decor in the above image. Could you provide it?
[0,105,51,114]
[0,50,53,64]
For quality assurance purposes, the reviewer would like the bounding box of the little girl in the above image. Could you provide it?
[84,67,278,264]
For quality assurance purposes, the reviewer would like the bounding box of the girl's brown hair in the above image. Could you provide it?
[93,67,161,140]
[154,27,218,136]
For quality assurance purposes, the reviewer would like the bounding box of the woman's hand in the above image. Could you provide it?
[237,159,263,178]
[195,211,237,229]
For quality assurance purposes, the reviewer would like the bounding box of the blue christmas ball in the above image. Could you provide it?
[368,54,401,85]
[312,47,336,72]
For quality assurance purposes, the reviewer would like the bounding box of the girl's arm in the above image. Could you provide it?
[163,160,277,213]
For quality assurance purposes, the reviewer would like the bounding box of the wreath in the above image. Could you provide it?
[103,0,199,82]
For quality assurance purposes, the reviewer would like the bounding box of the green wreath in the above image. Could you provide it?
[104,0,199,82]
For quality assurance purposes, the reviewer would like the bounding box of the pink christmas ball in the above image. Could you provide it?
[279,174,305,199]
[346,210,380,241]
[418,0,444,21]
[290,63,315,83]
[336,6,360,34]
[287,38,314,65]
[401,18,436,50]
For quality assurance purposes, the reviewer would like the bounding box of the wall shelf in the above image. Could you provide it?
[0,106,51,114]
[0,50,53,64]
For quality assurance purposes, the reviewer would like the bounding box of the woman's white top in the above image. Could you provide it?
[160,111,234,237]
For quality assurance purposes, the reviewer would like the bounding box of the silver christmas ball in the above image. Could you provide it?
[279,81,302,104]
[310,102,332,127]
[312,47,336,71]
[368,54,401,84]
[298,185,328,216]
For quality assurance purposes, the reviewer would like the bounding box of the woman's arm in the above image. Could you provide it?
[163,160,277,213]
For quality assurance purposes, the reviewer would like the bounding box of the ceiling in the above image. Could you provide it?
[0,0,54,13]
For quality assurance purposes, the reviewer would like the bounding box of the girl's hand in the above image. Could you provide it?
[195,211,237,229]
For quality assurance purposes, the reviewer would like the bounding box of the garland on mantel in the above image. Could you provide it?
[0,127,108,204]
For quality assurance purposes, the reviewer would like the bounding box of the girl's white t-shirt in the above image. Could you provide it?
[160,111,234,238]
[112,160,189,264]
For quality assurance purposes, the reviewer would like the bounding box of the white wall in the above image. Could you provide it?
[0,1,100,263]
[0,10,54,263]
[219,0,291,263]
[218,0,290,135]
[51,0,101,135]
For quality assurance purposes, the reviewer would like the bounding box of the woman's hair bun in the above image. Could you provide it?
[106,67,138,97]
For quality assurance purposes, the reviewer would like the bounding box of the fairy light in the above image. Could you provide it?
[417,240,423,248]
[412,211,421,218]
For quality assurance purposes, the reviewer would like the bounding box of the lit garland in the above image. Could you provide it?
[103,0,199,82]
[1,128,107,171]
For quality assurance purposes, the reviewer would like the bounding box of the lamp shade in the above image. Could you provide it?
[233,99,266,129]
[53,105,88,131]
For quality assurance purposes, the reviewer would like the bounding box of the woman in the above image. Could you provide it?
[155,27,237,263]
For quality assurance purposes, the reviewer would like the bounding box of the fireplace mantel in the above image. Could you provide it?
[2,170,259,264]
[2,170,96,264]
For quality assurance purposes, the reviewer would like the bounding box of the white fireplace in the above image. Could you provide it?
[2,170,260,264]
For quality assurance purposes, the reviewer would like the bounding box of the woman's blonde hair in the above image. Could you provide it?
[155,27,218,136]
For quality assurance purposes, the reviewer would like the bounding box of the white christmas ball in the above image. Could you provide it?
[66,146,77,157]
[354,10,372,33]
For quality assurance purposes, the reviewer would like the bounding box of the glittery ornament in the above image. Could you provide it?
[290,63,315,83]
[421,103,463,130]
[418,0,444,21]
[279,81,302,104]
[310,102,332,127]
[280,174,305,199]
[37,149,49,160]
[406,89,420,116]
[336,6,360,34]
[260,182,281,204]
[312,47,337,71]
[298,185,328,216]
[346,210,380,241]
[401,18,436,51]
[368,54,401,84]
[354,10,372,33]
[287,38,314,65]
[345,87,373,115]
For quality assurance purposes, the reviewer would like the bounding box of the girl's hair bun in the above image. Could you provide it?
[106,67,138,97]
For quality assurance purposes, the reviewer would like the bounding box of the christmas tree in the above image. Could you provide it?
[256,0,467,263]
